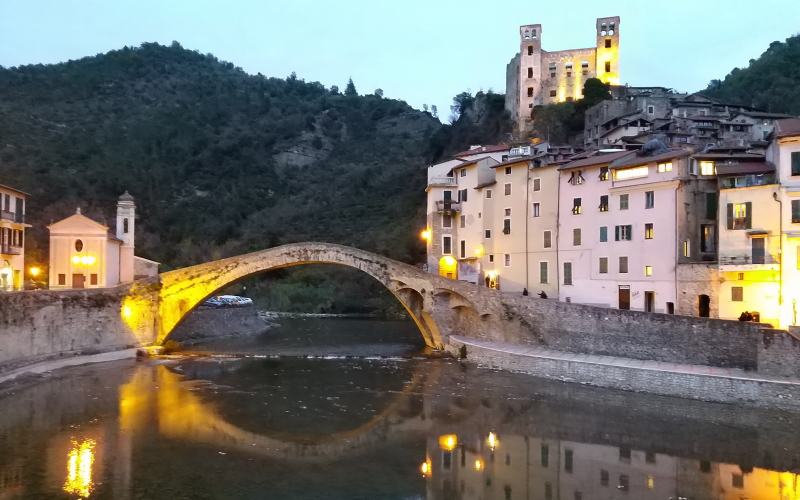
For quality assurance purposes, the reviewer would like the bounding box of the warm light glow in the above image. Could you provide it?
[439,434,458,451]
[442,256,456,267]
[487,432,498,449]
[475,247,484,256]
[486,270,498,277]
[421,460,432,477]
[29,267,40,276]
[63,439,96,498]
[700,161,716,176]
[645,266,653,276]
[647,475,654,489]
[72,255,97,266]
[123,305,132,318]
[72,255,81,264]
[474,459,484,471]
[614,166,649,180]
[421,229,432,241]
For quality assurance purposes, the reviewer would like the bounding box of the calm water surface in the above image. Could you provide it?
[1,317,800,500]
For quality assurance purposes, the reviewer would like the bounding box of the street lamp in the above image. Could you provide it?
[29,267,40,277]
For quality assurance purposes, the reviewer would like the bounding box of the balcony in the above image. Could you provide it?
[1,244,22,255]
[428,176,457,187]
[719,254,780,271]
[0,210,24,223]
[435,200,462,213]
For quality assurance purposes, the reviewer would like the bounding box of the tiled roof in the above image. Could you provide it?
[452,145,510,157]
[611,149,691,169]
[692,152,765,160]
[558,150,634,170]
[0,183,30,197]
[776,118,800,138]
[716,162,775,176]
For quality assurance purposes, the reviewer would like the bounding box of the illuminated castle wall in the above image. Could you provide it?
[506,17,620,129]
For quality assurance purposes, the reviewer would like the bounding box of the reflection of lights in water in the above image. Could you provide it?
[487,432,497,449]
[474,459,484,471]
[63,439,96,498]
[438,434,457,451]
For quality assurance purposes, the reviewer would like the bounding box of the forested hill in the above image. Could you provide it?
[703,34,800,114]
[0,42,446,269]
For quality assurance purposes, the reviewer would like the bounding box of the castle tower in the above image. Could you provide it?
[116,191,135,283]
[595,16,620,85]
[517,24,543,126]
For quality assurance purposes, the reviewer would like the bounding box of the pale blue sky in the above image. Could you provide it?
[2,0,799,118]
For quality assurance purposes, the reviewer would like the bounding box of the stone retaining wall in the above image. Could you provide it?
[168,305,269,343]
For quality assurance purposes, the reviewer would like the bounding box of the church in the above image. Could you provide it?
[48,192,159,289]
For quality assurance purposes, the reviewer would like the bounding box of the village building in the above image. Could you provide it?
[47,192,159,289]
[0,183,29,291]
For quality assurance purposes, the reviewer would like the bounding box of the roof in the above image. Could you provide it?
[741,111,794,119]
[474,181,497,189]
[692,152,766,160]
[48,212,109,232]
[559,150,634,171]
[687,116,722,122]
[107,231,124,243]
[452,145,509,157]
[119,190,135,202]
[611,149,691,169]
[0,183,30,197]
[776,118,800,138]
[715,162,775,176]
[489,156,534,169]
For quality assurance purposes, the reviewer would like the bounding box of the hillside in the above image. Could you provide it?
[704,34,800,114]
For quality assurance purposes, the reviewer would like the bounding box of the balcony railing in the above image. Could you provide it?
[435,200,462,213]
[0,210,24,223]
[719,254,780,266]
[428,176,457,186]
[1,244,22,255]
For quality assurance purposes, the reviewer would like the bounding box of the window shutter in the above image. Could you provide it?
[705,193,717,220]
[615,226,620,241]
[726,203,734,230]
[744,202,752,229]
[463,189,468,202]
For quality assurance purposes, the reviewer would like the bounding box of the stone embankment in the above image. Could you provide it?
[168,305,270,344]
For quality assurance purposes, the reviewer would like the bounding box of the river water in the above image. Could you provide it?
[1,317,800,500]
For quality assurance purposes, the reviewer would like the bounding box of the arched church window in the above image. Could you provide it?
[123,218,129,234]
[75,239,83,252]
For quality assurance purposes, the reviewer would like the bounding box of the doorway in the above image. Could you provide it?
[644,291,655,313]
[698,294,710,317]
[72,274,85,289]
[438,256,457,280]
[751,238,765,264]
[618,285,630,310]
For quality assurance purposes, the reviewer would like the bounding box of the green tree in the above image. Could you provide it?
[345,78,357,96]
[579,78,611,110]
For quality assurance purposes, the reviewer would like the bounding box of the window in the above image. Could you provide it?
[700,161,716,176]
[489,255,494,263]
[615,166,648,180]
[572,198,582,215]
[527,67,533,78]
[705,193,717,219]
[543,230,552,248]
[533,178,541,191]
[599,257,608,273]
[599,195,609,211]
[443,215,452,228]
[505,208,511,216]
[646,452,656,464]
[458,189,468,202]
[123,218,129,233]
[532,202,540,217]
[566,72,572,78]
[459,215,465,228]
[619,256,629,273]
[550,72,556,78]
[701,224,715,252]
[460,240,466,258]
[58,274,66,286]
[605,38,612,48]
[600,470,609,486]
[503,218,511,234]
[615,225,633,241]
[568,170,584,185]
[792,200,800,223]
[75,239,84,252]
[599,166,609,181]
[486,189,492,199]
[732,286,744,302]
[541,445,549,467]
[545,483,553,500]
[620,447,631,461]
[504,254,511,267]
[645,191,654,208]
[645,265,652,276]
[619,194,629,210]
[505,183,512,196]
[727,202,751,230]
[443,237,452,254]
[581,61,589,68]
[90,274,98,285]
[684,240,691,257]
[528,45,534,55]
[605,61,611,73]
[460,169,466,177]
[563,262,573,285]
[564,450,573,473]
[657,161,672,172]
[573,228,581,246]
[619,475,629,492]
[550,90,557,97]
[527,87,534,97]
[732,473,744,489]
[505,166,512,175]
[540,261,549,283]
[645,223,653,239]
[485,229,492,238]
[792,152,800,176]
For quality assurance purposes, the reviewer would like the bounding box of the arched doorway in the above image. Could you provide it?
[698,295,710,317]
[438,256,457,279]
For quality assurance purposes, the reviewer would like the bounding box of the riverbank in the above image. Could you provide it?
[448,335,800,412]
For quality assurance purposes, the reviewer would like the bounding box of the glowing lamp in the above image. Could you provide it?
[475,247,484,256]
[439,434,458,451]
[123,305,132,318]
[421,460,432,477]
[421,229,432,241]
[0,267,10,276]
[72,256,82,264]
[442,256,456,267]
[474,459,484,471]
[29,267,40,276]
[487,432,498,449]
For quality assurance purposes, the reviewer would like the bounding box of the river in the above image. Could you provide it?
[1,317,799,500]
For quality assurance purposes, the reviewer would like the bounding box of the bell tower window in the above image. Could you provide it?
[123,218,129,234]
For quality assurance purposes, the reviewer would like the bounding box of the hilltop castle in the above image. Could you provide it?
[505,17,620,130]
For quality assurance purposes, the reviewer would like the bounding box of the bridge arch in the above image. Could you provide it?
[154,243,450,347]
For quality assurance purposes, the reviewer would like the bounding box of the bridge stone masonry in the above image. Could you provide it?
[3,242,800,409]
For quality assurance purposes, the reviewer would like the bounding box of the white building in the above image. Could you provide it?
[0,183,29,291]
[48,192,159,289]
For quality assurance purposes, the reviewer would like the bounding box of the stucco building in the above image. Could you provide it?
[48,192,159,289]
[506,17,621,130]
[0,183,29,291]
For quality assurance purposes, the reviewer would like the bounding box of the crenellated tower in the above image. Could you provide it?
[595,16,620,86]
[517,24,543,124]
